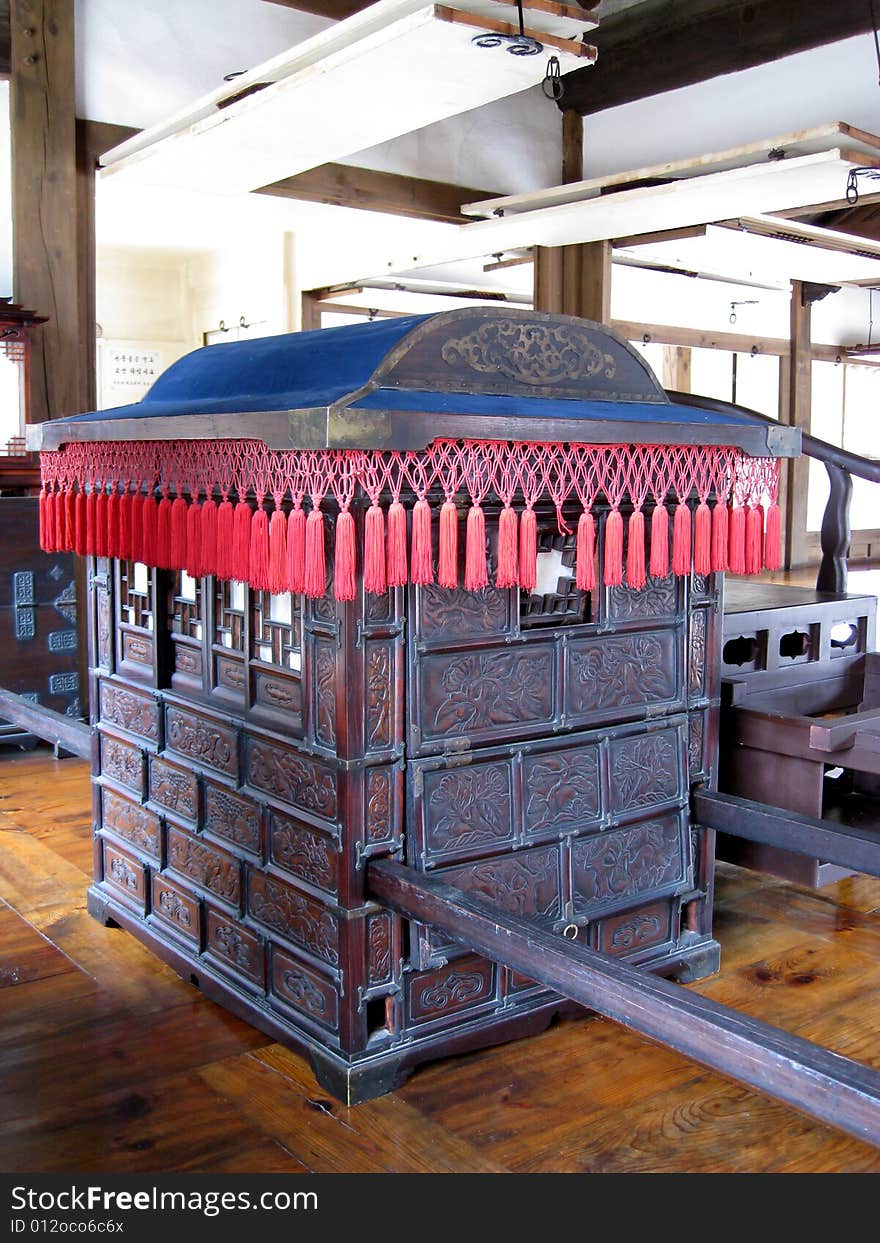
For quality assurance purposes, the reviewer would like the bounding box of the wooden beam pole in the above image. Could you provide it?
[368,858,880,1150]
[11,0,78,422]
[786,280,813,568]
[561,0,879,117]
[257,163,499,225]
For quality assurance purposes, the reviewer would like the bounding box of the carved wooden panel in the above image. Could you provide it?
[366,587,394,624]
[151,873,200,944]
[100,789,160,861]
[96,579,113,670]
[608,726,684,817]
[522,744,600,838]
[149,756,198,823]
[270,812,338,897]
[99,733,144,796]
[407,956,495,1025]
[122,631,153,668]
[570,813,687,918]
[420,761,515,864]
[205,908,264,986]
[166,825,241,907]
[245,736,337,826]
[365,640,394,752]
[567,631,679,719]
[365,765,399,847]
[312,638,336,749]
[173,643,202,681]
[416,581,511,643]
[596,900,673,958]
[254,669,303,718]
[417,645,555,746]
[507,969,541,995]
[366,913,393,986]
[215,655,246,696]
[688,712,706,779]
[608,576,678,623]
[248,873,339,968]
[272,947,339,1032]
[689,608,707,698]
[99,681,159,743]
[203,782,262,856]
[165,705,238,778]
[102,841,147,911]
[437,845,562,923]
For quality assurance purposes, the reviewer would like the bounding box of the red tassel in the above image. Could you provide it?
[38,488,49,550]
[170,496,188,569]
[55,490,66,552]
[215,499,235,580]
[364,503,386,594]
[334,510,356,601]
[268,508,287,594]
[63,490,76,552]
[117,490,132,561]
[304,507,326,597]
[438,501,458,589]
[156,495,173,568]
[141,494,158,567]
[231,501,252,582]
[86,490,97,556]
[603,509,624,586]
[745,505,764,575]
[496,506,519,589]
[519,508,538,592]
[286,506,306,593]
[106,489,121,559]
[711,502,729,573]
[693,501,712,576]
[576,511,596,591]
[650,504,669,578]
[728,506,746,575]
[764,501,782,571]
[186,501,203,578]
[200,498,217,577]
[95,490,109,558]
[75,490,88,557]
[464,505,488,591]
[249,507,270,590]
[626,509,646,590]
[386,501,407,588]
[672,502,691,577]
[411,498,433,586]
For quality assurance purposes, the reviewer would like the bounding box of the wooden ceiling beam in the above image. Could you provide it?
[257,162,500,224]
[561,0,879,116]
[260,0,373,17]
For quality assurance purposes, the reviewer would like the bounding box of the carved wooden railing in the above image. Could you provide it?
[669,390,880,592]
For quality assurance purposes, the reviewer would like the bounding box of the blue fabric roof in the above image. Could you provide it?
[69,314,430,423]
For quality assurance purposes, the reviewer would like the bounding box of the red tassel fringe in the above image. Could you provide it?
[64,491,76,553]
[39,489,49,551]
[231,501,252,582]
[268,508,287,594]
[170,496,188,569]
[386,501,407,588]
[649,504,669,578]
[334,510,357,601]
[304,508,325,598]
[438,501,458,588]
[200,498,217,577]
[728,506,746,575]
[764,502,782,571]
[693,501,712,576]
[249,507,270,591]
[745,505,764,575]
[156,496,173,569]
[186,502,203,578]
[496,507,518,589]
[711,502,729,573]
[287,507,306,594]
[215,500,235,580]
[519,508,537,592]
[464,505,488,591]
[410,498,433,586]
[604,509,624,587]
[576,511,595,591]
[117,491,131,561]
[672,503,691,577]
[141,495,158,567]
[626,509,646,590]
[364,504,386,594]
[95,491,109,558]
[75,491,88,557]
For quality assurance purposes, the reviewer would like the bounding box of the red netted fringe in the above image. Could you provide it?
[334,510,356,601]
[626,509,646,590]
[575,511,595,591]
[693,501,712,576]
[39,440,780,596]
[650,505,669,578]
[438,501,458,588]
[604,509,624,586]
[496,506,519,588]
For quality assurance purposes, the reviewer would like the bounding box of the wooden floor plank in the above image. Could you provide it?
[0,902,79,988]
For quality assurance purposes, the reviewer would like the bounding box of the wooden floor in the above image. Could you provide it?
[2,749,880,1173]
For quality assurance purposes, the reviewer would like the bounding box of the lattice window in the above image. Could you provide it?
[214,579,246,652]
[118,561,154,631]
[520,526,590,628]
[251,591,303,671]
[168,571,203,639]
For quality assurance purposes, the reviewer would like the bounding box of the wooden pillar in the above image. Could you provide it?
[662,345,692,393]
[534,108,611,322]
[11,0,80,422]
[785,281,812,569]
[301,291,322,332]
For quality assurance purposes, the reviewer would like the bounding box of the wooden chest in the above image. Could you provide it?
[86,499,721,1101]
